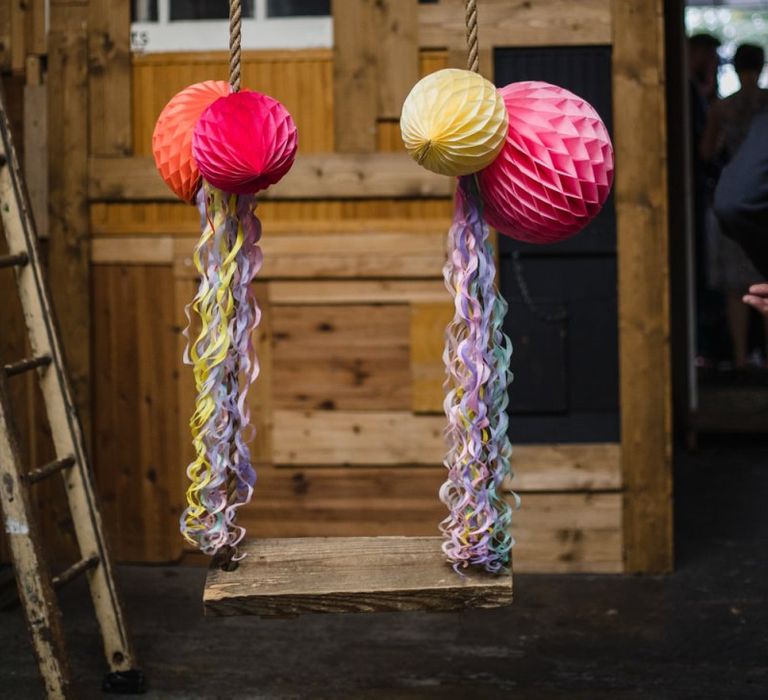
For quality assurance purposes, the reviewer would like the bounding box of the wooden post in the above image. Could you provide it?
[612,0,674,573]
[332,0,378,152]
[24,56,48,238]
[48,1,91,443]
[88,0,132,156]
[375,0,419,120]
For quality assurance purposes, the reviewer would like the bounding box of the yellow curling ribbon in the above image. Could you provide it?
[182,188,245,544]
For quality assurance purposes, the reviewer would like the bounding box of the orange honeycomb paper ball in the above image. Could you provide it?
[152,81,230,203]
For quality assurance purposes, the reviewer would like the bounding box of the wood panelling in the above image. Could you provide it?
[1,0,46,73]
[132,50,334,156]
[418,0,612,49]
[89,154,450,201]
[376,0,419,120]
[612,0,673,573]
[269,280,448,305]
[48,4,91,442]
[92,265,183,561]
[73,2,668,576]
[272,304,412,411]
[172,229,447,280]
[333,1,378,152]
[273,410,444,466]
[90,202,454,234]
[410,302,453,414]
[89,0,131,155]
[240,466,622,573]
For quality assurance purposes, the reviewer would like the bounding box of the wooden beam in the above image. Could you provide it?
[203,537,512,617]
[333,0,378,152]
[0,2,10,72]
[268,280,448,305]
[88,154,450,201]
[48,2,91,443]
[172,230,446,280]
[376,0,419,120]
[23,58,48,238]
[89,0,132,155]
[419,0,612,49]
[272,409,621,490]
[612,0,673,573]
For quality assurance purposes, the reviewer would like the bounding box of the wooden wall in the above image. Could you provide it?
[2,0,671,575]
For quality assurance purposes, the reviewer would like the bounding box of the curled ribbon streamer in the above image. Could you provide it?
[180,183,261,555]
[440,176,518,574]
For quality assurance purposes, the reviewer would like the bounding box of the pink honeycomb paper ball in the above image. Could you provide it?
[478,81,614,244]
[191,90,298,195]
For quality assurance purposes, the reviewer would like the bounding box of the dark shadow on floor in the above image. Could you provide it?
[2,446,767,699]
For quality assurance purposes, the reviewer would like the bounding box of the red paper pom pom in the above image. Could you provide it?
[191,91,298,195]
[478,81,614,244]
[152,81,230,203]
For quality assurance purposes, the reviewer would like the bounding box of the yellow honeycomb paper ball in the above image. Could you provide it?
[400,68,508,177]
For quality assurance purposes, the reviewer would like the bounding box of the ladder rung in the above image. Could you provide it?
[0,252,28,269]
[4,354,52,377]
[51,555,100,589]
[26,455,76,484]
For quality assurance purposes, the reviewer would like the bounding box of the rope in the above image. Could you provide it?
[229,0,242,92]
[219,0,243,571]
[464,0,479,73]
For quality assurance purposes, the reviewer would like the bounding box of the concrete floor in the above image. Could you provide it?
[2,445,767,699]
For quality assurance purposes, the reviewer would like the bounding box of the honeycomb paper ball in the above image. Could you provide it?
[152,81,230,203]
[191,91,298,195]
[400,68,508,177]
[478,81,614,244]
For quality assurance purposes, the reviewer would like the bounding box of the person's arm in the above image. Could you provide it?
[743,284,768,316]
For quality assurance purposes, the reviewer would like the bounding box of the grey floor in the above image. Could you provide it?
[2,445,767,700]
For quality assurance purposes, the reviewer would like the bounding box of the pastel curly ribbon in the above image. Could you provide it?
[440,175,518,573]
[180,183,260,555]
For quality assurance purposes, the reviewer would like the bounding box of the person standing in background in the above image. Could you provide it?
[715,112,768,317]
[701,43,768,367]
[688,33,722,367]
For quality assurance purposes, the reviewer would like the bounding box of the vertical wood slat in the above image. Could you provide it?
[27,0,46,56]
[410,302,453,414]
[48,3,92,445]
[93,266,183,561]
[333,0,378,152]
[376,0,419,120]
[89,0,132,155]
[9,0,26,73]
[23,59,48,239]
[612,0,673,573]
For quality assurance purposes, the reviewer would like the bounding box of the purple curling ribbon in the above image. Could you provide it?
[440,175,517,573]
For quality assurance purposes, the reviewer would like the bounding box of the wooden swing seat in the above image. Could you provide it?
[203,536,513,617]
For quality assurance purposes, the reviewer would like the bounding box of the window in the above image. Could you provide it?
[266,0,330,17]
[131,0,332,53]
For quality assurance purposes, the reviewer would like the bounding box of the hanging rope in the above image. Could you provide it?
[464,0,479,74]
[219,0,244,571]
[229,0,242,92]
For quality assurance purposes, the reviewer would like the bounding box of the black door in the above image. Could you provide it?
[494,46,619,443]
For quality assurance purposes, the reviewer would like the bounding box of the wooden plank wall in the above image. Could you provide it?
[88,43,624,573]
[4,0,675,574]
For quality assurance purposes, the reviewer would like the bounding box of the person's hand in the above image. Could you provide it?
[743,284,768,315]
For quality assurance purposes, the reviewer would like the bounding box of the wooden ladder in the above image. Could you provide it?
[0,89,143,698]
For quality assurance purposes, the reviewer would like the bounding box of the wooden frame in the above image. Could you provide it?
[31,0,674,574]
